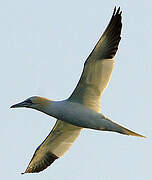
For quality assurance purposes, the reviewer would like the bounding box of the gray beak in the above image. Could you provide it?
[10,100,32,108]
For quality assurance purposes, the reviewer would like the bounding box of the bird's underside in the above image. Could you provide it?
[21,7,123,174]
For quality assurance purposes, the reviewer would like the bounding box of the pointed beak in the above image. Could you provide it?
[10,101,31,108]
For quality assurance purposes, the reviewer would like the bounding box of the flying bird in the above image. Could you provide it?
[11,7,145,174]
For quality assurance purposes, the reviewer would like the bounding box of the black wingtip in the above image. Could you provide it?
[113,6,116,15]
[113,7,122,16]
[85,6,122,61]
[21,152,59,174]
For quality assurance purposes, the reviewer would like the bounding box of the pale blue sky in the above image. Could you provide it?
[2,0,152,179]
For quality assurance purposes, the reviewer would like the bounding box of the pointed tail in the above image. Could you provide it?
[117,124,146,138]
[102,117,146,138]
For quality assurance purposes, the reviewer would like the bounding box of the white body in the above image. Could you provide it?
[42,100,125,134]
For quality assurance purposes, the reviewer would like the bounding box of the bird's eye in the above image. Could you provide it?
[25,99,33,104]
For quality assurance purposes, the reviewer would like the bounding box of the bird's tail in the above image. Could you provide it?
[102,117,146,138]
[117,123,146,138]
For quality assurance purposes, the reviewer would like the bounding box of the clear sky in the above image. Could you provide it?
[2,0,152,179]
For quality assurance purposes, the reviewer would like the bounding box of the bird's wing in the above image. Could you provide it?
[22,120,82,174]
[69,7,122,112]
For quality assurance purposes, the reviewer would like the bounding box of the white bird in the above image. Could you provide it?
[11,7,145,174]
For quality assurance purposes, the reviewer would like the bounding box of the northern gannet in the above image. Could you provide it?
[11,7,145,174]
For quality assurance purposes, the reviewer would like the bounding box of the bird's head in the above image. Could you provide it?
[10,96,51,110]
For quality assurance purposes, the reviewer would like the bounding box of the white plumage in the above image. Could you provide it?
[11,7,145,174]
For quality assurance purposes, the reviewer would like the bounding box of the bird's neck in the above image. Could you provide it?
[33,99,61,119]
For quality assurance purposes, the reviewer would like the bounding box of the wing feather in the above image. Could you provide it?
[22,120,81,174]
[69,7,122,112]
